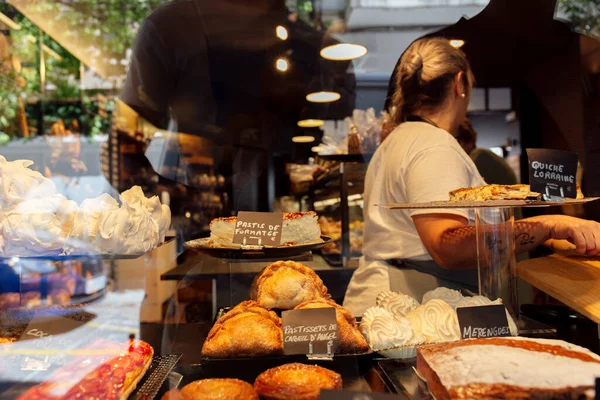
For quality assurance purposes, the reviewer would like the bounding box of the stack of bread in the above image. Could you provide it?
[0,156,170,257]
[201,261,369,358]
[360,287,518,359]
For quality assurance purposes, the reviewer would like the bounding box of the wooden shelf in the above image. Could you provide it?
[518,254,600,324]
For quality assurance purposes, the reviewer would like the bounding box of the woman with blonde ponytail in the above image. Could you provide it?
[344,38,600,316]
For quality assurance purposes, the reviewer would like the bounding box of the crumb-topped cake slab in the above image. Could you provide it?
[417,337,600,400]
[209,212,322,248]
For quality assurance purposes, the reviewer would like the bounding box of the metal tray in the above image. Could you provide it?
[185,236,334,258]
[377,359,432,400]
[380,197,600,210]
[157,356,379,397]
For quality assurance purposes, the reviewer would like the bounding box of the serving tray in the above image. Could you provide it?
[379,197,599,210]
[184,236,334,258]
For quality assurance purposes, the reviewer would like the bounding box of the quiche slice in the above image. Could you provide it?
[449,184,584,202]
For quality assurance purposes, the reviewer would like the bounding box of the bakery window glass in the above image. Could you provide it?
[1,0,600,398]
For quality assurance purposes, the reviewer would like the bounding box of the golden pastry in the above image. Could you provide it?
[294,299,369,354]
[250,261,330,309]
[254,363,342,400]
[201,301,283,358]
[161,379,258,400]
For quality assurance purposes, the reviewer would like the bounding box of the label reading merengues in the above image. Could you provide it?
[282,308,339,355]
[232,211,284,246]
[457,304,511,339]
[527,149,578,199]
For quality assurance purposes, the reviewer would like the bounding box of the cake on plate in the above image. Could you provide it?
[417,337,600,399]
[209,212,321,248]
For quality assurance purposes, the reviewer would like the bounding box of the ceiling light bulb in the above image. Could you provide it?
[292,136,315,143]
[276,58,288,72]
[320,43,367,61]
[276,25,288,40]
[450,39,465,49]
[297,119,324,128]
[306,91,341,103]
[311,146,322,152]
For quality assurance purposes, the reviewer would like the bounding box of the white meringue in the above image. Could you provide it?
[0,194,77,256]
[377,292,420,317]
[422,287,464,308]
[360,306,424,352]
[94,186,170,255]
[0,156,56,209]
[64,194,119,254]
[375,291,398,305]
[455,295,519,336]
[406,299,461,343]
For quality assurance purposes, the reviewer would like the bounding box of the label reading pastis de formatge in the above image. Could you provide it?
[232,211,283,246]
[282,308,339,356]
[457,304,511,339]
[527,149,578,200]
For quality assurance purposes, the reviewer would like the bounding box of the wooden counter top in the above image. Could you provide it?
[518,254,600,324]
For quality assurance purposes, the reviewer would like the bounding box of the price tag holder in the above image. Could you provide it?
[457,305,511,339]
[232,211,284,247]
[320,390,405,399]
[282,308,339,357]
[527,149,578,201]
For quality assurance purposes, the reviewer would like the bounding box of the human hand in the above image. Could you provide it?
[543,215,600,256]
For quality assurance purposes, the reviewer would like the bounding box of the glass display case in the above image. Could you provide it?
[1,0,600,398]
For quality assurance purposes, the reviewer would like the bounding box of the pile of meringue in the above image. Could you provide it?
[360,287,518,359]
[0,156,171,257]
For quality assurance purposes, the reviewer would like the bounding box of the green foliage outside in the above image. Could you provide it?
[0,0,166,139]
[559,0,600,36]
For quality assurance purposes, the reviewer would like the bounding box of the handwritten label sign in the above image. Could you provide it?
[527,149,578,200]
[232,212,283,246]
[282,308,339,355]
[320,390,404,400]
[595,378,600,400]
[457,305,510,339]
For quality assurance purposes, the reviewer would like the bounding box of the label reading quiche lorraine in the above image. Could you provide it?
[457,304,511,339]
[282,308,339,356]
[527,149,578,200]
[232,211,283,246]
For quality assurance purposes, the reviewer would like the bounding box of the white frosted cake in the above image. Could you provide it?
[418,337,600,399]
[209,212,321,247]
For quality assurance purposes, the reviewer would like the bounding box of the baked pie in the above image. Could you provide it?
[254,363,342,400]
[161,379,258,400]
[294,299,369,354]
[201,301,283,358]
[250,261,330,310]
[449,183,584,202]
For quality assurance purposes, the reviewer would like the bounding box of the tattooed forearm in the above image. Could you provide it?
[515,232,535,246]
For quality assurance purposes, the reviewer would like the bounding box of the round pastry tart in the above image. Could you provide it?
[254,363,342,400]
[161,378,258,400]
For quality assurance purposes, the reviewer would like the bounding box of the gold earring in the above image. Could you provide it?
[460,93,466,98]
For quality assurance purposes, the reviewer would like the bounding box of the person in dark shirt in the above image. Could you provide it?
[454,119,518,185]
[119,0,356,213]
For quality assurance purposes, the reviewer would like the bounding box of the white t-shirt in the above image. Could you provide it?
[362,121,485,261]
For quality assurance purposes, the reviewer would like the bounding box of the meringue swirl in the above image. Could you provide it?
[0,156,56,209]
[378,293,420,317]
[1,194,77,256]
[422,287,464,308]
[406,299,460,342]
[361,306,424,351]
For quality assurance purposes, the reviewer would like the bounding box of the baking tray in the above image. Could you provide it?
[0,237,177,263]
[380,197,599,210]
[184,236,334,258]
[156,356,379,398]
[377,359,432,400]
